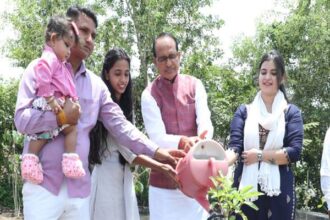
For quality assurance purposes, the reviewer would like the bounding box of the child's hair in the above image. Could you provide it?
[45,15,79,43]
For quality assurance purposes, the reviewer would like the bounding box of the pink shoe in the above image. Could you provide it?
[62,153,86,178]
[21,154,43,184]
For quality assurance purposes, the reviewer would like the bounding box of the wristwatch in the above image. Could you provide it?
[257,150,263,162]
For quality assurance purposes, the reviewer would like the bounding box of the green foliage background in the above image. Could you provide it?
[0,79,22,215]
[0,0,328,215]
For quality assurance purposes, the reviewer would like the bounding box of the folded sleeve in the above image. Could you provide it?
[117,143,137,164]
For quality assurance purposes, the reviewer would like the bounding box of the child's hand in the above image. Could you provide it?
[50,100,62,114]
[46,96,62,114]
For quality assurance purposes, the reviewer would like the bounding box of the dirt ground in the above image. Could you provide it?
[0,206,22,220]
[0,213,22,220]
[0,217,22,220]
[0,205,149,220]
[0,213,148,220]
[0,214,147,220]
[0,210,148,220]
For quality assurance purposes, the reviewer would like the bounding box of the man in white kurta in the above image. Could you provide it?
[321,128,330,218]
[141,32,213,220]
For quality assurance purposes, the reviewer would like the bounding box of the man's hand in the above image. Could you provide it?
[48,99,62,114]
[178,130,208,153]
[57,98,80,126]
[178,136,195,152]
[154,148,185,167]
[199,130,208,139]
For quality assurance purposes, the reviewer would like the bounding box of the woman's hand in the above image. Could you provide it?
[157,163,178,185]
[242,148,261,165]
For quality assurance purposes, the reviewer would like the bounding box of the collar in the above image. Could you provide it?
[43,44,54,52]
[159,74,178,84]
[74,62,87,77]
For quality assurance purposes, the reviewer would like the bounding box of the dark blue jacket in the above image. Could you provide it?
[228,104,304,188]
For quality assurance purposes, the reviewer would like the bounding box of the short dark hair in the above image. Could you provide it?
[152,32,179,57]
[66,6,98,28]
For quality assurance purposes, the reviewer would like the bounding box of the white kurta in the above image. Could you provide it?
[141,76,214,220]
[321,128,330,210]
[89,134,140,220]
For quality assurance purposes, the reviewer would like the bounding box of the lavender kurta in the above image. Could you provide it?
[15,59,158,198]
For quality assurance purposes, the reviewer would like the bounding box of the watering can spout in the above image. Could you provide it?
[195,192,211,211]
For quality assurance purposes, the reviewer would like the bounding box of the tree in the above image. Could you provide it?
[183,50,256,142]
[2,0,225,127]
[92,0,226,205]
[1,0,228,210]
[2,0,88,67]
[0,78,22,214]
[90,0,224,131]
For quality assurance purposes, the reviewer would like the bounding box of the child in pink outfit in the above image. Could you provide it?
[21,15,85,184]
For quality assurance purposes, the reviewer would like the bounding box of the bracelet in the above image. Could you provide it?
[47,96,55,104]
[57,109,67,125]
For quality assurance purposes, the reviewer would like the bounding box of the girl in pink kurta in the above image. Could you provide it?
[20,15,85,184]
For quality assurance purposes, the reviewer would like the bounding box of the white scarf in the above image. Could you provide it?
[239,91,287,198]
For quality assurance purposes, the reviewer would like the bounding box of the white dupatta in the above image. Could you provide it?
[239,91,287,198]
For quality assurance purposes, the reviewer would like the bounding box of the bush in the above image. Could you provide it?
[0,79,23,215]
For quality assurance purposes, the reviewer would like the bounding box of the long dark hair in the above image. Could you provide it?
[101,48,133,122]
[258,50,289,101]
[89,48,132,166]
